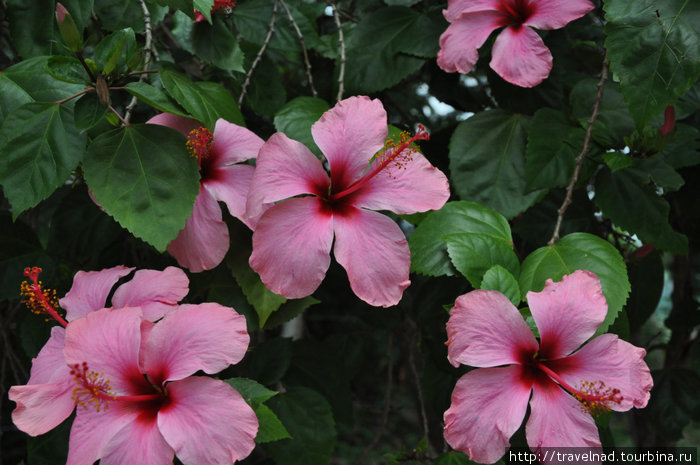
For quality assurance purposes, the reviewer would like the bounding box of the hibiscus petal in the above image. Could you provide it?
[311,96,388,189]
[332,208,410,307]
[437,11,504,74]
[547,334,653,412]
[63,307,146,394]
[353,149,449,214]
[158,377,258,465]
[66,402,143,465]
[526,377,601,456]
[9,382,75,436]
[204,163,259,229]
[443,0,501,22]
[447,290,539,368]
[26,326,69,384]
[250,197,334,298]
[490,26,553,88]
[147,113,200,136]
[246,133,329,219]
[444,366,532,464]
[210,118,264,165]
[526,270,607,360]
[524,0,594,30]
[60,266,135,321]
[100,410,174,465]
[142,303,249,383]
[112,267,189,322]
[167,188,229,273]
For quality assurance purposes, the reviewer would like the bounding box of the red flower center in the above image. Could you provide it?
[498,0,535,27]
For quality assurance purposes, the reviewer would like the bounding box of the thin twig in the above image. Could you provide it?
[328,1,345,102]
[352,332,394,465]
[279,0,317,97]
[109,105,130,126]
[407,321,429,442]
[55,87,94,105]
[124,0,154,124]
[238,0,279,106]
[548,58,609,246]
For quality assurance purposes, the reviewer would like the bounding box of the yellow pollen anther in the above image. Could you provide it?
[186,127,214,161]
[20,267,64,323]
[573,380,623,417]
[373,124,430,178]
[70,362,116,412]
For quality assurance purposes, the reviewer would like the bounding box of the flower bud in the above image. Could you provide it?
[55,2,83,53]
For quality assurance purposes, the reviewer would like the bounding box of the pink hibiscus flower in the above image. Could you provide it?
[437,0,595,87]
[9,265,189,436]
[245,96,450,307]
[148,114,264,272]
[10,269,256,465]
[443,270,652,464]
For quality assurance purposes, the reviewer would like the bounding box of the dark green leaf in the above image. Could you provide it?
[147,0,194,17]
[659,123,700,169]
[192,0,214,23]
[247,338,293,386]
[234,0,320,52]
[225,377,278,407]
[264,296,320,330]
[603,151,636,172]
[46,56,88,85]
[525,108,582,192]
[445,233,520,289]
[124,82,189,117]
[0,103,86,218]
[60,0,95,30]
[449,110,542,219]
[74,93,108,130]
[242,53,287,117]
[231,263,287,327]
[5,0,56,58]
[172,11,245,72]
[595,167,688,254]
[273,97,329,156]
[82,124,200,251]
[604,0,700,128]
[345,7,429,93]
[635,157,685,191]
[626,249,664,331]
[254,404,292,443]
[644,368,700,441]
[519,233,631,334]
[409,201,513,277]
[479,265,521,306]
[159,67,244,128]
[264,387,336,465]
[435,451,482,465]
[94,28,137,75]
[570,80,635,148]
[0,57,85,105]
[94,0,147,32]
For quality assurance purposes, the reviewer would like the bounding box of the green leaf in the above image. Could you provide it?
[594,166,688,254]
[659,123,700,169]
[254,404,293,443]
[172,11,245,72]
[570,80,635,148]
[345,7,430,93]
[449,110,542,219]
[0,57,85,108]
[264,387,336,465]
[626,249,664,331]
[603,151,636,172]
[82,124,200,251]
[635,157,685,191]
[159,67,245,128]
[231,263,287,327]
[241,53,287,117]
[273,97,329,156]
[409,201,514,277]
[74,93,109,130]
[436,451,482,465]
[5,0,56,58]
[94,28,137,75]
[480,265,521,306]
[192,0,214,23]
[147,0,193,17]
[445,233,520,289]
[46,56,89,85]
[264,296,320,330]
[93,0,148,32]
[525,108,582,192]
[247,338,293,386]
[234,0,320,52]
[0,103,86,218]
[519,233,631,334]
[604,0,700,128]
[60,0,95,30]
[225,377,278,407]
[124,82,189,117]
[644,368,700,441]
